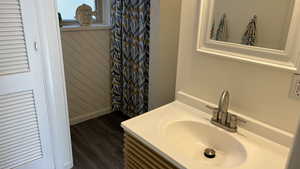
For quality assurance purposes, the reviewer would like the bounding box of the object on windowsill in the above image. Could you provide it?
[216,14,228,42]
[242,15,257,46]
[75,4,96,26]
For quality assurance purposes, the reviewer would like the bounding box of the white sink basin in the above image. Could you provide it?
[162,121,247,168]
[122,101,290,169]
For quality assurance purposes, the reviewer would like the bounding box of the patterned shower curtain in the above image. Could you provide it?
[111,0,150,117]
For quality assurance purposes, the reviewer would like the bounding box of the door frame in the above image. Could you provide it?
[35,0,300,169]
[33,0,73,169]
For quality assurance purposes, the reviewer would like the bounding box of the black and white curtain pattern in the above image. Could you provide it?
[110,0,150,117]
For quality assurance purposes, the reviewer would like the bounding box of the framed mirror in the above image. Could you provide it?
[197,0,300,71]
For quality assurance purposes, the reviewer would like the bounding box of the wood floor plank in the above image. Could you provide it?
[71,112,129,169]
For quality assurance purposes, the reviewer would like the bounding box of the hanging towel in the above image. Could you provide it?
[216,14,228,41]
[242,15,257,46]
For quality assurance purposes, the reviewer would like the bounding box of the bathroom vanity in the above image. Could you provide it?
[123,133,178,169]
[121,0,300,168]
[121,101,290,169]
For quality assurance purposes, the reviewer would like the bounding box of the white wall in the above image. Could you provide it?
[213,0,293,50]
[287,121,300,169]
[61,29,111,125]
[149,0,182,110]
[176,0,300,133]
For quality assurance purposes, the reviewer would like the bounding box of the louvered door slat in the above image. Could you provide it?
[0,123,38,143]
[0,149,42,167]
[0,93,32,104]
[0,91,32,103]
[0,116,37,130]
[0,136,40,154]
[0,64,28,72]
[0,114,36,129]
[0,132,40,149]
[0,99,33,109]
[0,90,43,169]
[0,45,26,51]
[0,1,19,5]
[0,36,25,41]
[0,133,39,149]
[0,52,26,59]
[0,60,28,69]
[0,48,26,54]
[0,61,27,68]
[0,14,21,18]
[0,39,24,45]
[0,11,20,15]
[0,110,35,124]
[0,0,19,3]
[0,57,27,64]
[0,104,34,117]
[0,27,23,32]
[0,5,20,10]
[0,41,25,47]
[0,23,22,27]
[0,99,34,111]
[0,68,28,75]
[0,0,19,2]
[0,107,35,118]
[2,154,42,169]
[0,122,38,138]
[0,31,24,37]
[0,146,41,163]
[0,18,21,23]
[0,142,41,159]
[0,0,29,76]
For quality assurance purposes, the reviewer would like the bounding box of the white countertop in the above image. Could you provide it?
[121,101,290,169]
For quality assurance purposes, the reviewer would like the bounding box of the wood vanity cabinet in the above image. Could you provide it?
[123,133,179,169]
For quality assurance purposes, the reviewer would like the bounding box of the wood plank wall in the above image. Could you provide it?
[61,29,112,125]
[124,133,179,169]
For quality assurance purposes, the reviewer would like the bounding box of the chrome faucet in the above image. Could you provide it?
[207,90,245,133]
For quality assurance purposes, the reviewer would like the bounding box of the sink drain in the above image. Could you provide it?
[204,148,216,159]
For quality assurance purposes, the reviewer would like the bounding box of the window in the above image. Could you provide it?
[57,0,110,26]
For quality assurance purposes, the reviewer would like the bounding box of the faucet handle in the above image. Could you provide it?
[227,111,247,123]
[229,114,238,129]
[206,105,218,111]
[206,105,219,121]
[229,114,247,130]
[237,117,247,124]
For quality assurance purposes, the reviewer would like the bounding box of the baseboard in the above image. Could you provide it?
[64,161,73,169]
[70,107,111,125]
[176,91,294,147]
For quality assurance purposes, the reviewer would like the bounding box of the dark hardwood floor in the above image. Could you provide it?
[71,112,129,169]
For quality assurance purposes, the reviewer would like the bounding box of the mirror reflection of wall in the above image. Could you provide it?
[210,0,295,50]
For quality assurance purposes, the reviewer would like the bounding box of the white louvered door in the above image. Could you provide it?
[0,0,54,169]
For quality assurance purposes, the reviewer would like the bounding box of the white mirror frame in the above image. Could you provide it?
[196,0,300,72]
